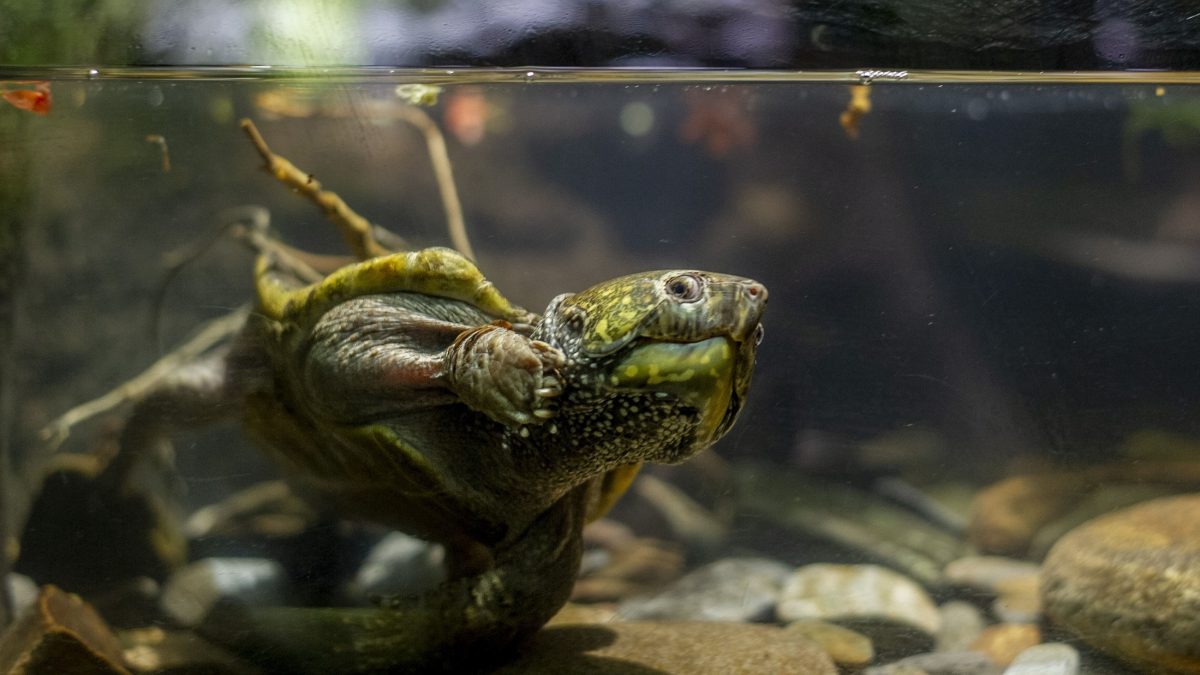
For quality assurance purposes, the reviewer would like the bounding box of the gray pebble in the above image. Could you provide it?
[347,532,445,602]
[7,573,38,619]
[934,601,985,652]
[943,556,1040,593]
[161,558,286,626]
[618,557,790,622]
[1003,643,1079,675]
[864,651,1001,675]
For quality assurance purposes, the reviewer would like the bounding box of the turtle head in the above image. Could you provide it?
[539,270,767,460]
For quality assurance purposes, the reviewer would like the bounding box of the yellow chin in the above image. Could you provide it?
[606,336,736,446]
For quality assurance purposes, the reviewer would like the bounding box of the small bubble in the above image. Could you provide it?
[87,68,100,78]
[148,86,164,107]
[965,98,988,121]
[619,101,655,137]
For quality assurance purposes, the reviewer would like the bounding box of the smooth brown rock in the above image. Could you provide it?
[0,585,130,674]
[498,621,837,674]
[968,623,1040,667]
[991,574,1041,624]
[548,602,618,626]
[968,474,1088,557]
[969,464,1200,557]
[786,619,874,668]
[1042,494,1200,674]
[943,556,1040,593]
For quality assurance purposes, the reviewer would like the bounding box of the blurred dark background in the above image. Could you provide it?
[4,0,1200,70]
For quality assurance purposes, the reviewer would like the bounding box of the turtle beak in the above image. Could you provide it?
[723,281,766,435]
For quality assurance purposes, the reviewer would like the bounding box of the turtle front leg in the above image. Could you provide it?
[443,322,565,427]
[199,485,590,674]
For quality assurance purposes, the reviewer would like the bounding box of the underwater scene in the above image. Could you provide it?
[3,70,1200,674]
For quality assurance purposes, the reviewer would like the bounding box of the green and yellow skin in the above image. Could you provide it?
[115,243,766,673]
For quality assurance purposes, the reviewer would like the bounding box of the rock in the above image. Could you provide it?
[497,621,837,674]
[786,619,874,668]
[777,564,941,657]
[0,585,130,674]
[943,556,1040,594]
[161,558,287,626]
[548,602,618,626]
[1002,643,1080,675]
[1042,494,1200,674]
[969,624,1041,668]
[934,601,986,652]
[734,465,969,587]
[991,574,1041,624]
[346,532,444,602]
[16,452,185,594]
[970,463,1200,557]
[119,627,259,674]
[864,651,1001,675]
[7,573,39,619]
[1028,483,1178,559]
[186,482,374,605]
[967,473,1088,557]
[618,557,789,622]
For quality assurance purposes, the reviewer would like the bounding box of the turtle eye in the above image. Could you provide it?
[664,274,703,302]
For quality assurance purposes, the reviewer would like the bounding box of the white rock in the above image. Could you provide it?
[161,558,286,626]
[348,532,444,601]
[934,601,985,652]
[1002,643,1080,675]
[618,557,790,622]
[776,564,941,636]
[943,556,1040,593]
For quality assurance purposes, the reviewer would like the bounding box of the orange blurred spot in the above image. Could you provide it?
[443,87,489,146]
[2,82,51,115]
[679,88,756,158]
[839,85,872,140]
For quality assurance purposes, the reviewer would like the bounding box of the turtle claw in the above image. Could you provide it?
[447,324,565,428]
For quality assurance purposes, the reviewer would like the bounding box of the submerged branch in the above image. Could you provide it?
[395,106,476,262]
[40,305,250,452]
[240,119,390,261]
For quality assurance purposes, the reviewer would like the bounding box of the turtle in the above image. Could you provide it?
[100,121,768,673]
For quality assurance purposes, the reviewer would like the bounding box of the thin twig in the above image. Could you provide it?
[152,206,269,353]
[39,305,250,452]
[240,119,390,261]
[395,106,475,261]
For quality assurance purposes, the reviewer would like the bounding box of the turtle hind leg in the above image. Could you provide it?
[198,486,589,674]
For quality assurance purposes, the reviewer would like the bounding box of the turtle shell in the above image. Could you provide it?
[243,245,639,551]
[255,246,536,329]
